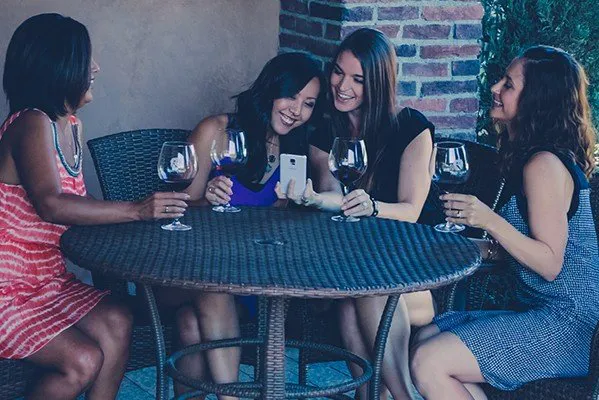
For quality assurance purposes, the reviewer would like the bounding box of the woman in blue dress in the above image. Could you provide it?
[410,45,599,399]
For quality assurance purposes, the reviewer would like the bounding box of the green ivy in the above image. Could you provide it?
[477,0,599,144]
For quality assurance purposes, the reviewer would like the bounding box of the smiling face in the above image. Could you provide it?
[78,58,100,108]
[330,50,364,113]
[270,77,320,135]
[490,58,525,133]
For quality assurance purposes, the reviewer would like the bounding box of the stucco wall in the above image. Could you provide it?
[0,0,280,197]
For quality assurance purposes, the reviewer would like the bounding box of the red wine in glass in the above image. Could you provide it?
[164,177,194,193]
[157,141,198,231]
[210,129,248,213]
[328,138,368,222]
[433,141,470,233]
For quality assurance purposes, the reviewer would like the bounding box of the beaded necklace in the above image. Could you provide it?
[52,116,82,177]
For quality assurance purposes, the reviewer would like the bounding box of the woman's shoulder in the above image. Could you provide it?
[190,114,228,141]
[2,109,52,138]
[522,151,573,188]
[393,107,435,142]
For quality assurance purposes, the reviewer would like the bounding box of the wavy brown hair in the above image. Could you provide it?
[328,28,398,191]
[497,45,597,178]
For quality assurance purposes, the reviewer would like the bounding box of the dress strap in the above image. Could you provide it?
[0,108,51,137]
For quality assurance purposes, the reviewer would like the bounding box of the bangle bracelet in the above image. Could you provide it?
[370,195,379,217]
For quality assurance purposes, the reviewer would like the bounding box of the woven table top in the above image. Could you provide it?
[61,207,481,298]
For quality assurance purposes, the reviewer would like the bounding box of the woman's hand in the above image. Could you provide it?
[204,176,233,206]
[341,189,373,217]
[441,193,496,229]
[134,192,190,220]
[276,178,322,207]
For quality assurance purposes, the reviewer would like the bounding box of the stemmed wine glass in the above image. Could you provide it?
[210,128,248,213]
[328,137,368,222]
[157,141,198,231]
[433,141,470,233]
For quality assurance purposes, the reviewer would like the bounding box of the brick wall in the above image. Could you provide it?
[279,0,483,140]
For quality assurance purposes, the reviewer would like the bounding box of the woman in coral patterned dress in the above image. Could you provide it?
[0,14,189,399]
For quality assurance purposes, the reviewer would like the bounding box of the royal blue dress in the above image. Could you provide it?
[434,150,599,390]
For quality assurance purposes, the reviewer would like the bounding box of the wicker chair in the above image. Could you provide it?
[286,140,504,386]
[87,128,259,368]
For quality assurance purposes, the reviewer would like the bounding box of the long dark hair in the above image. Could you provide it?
[328,28,398,191]
[234,52,325,186]
[3,13,92,120]
[497,45,597,178]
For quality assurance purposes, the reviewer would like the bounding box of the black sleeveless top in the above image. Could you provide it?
[309,107,435,203]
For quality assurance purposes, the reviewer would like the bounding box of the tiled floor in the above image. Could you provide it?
[117,348,356,399]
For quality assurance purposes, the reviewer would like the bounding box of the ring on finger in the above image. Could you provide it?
[165,206,169,213]
[362,201,368,209]
[456,210,462,217]
[208,186,215,193]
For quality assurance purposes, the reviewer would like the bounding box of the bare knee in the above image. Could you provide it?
[195,293,235,319]
[410,342,440,395]
[175,305,201,345]
[101,301,133,348]
[63,343,104,392]
[413,324,440,346]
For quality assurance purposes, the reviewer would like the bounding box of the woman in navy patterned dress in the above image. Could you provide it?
[410,46,599,399]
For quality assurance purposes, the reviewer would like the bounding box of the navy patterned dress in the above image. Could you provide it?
[433,150,599,390]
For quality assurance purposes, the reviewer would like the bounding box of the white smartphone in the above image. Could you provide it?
[279,153,307,196]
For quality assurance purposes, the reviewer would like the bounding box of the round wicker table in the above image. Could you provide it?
[61,206,481,400]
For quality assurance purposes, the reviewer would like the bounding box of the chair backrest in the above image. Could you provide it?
[88,129,190,202]
[87,129,190,296]
[421,139,501,238]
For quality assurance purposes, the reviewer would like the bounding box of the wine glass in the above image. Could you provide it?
[328,137,368,222]
[433,141,470,233]
[210,128,248,213]
[157,141,198,231]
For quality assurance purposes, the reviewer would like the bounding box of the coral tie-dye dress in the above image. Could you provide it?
[0,110,108,359]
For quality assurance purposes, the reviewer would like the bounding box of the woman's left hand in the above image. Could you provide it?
[341,189,374,217]
[441,193,496,229]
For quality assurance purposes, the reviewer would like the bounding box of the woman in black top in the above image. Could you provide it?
[278,28,435,399]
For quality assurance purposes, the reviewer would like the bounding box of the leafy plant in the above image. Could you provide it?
[477,0,599,144]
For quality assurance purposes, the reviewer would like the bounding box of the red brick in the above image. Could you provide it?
[403,24,451,40]
[280,14,295,31]
[378,6,419,21]
[427,115,477,129]
[281,0,309,14]
[295,17,323,37]
[340,25,367,39]
[450,98,479,113]
[309,2,343,21]
[422,5,484,21]
[279,33,337,58]
[403,62,448,77]
[340,24,399,39]
[325,24,342,40]
[344,7,373,22]
[377,25,401,38]
[400,98,447,112]
[420,45,480,59]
